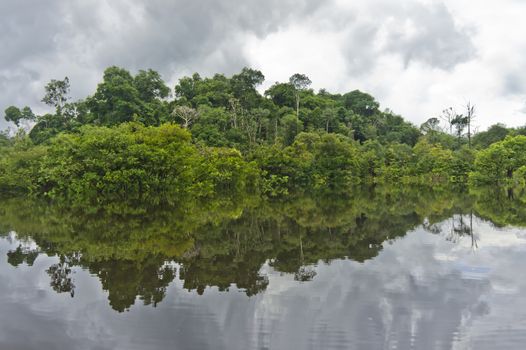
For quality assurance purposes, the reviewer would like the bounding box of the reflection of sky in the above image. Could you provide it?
[1,218,526,349]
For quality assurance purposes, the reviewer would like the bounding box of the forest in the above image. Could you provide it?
[2,66,526,203]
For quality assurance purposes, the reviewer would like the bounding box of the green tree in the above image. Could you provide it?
[472,123,509,149]
[231,67,265,110]
[420,117,442,135]
[264,82,295,108]
[4,106,35,127]
[87,67,142,125]
[174,73,202,105]
[134,69,170,102]
[470,135,526,185]
[0,131,10,148]
[289,73,311,119]
[280,113,303,146]
[342,90,379,116]
[42,77,70,115]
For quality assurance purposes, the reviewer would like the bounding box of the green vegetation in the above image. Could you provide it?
[2,66,526,201]
[0,123,257,203]
[470,135,526,186]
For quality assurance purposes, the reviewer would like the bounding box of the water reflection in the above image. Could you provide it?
[1,187,526,349]
[1,187,525,310]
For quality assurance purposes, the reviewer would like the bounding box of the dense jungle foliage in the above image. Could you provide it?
[2,66,526,202]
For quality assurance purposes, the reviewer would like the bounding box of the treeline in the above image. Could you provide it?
[2,66,526,201]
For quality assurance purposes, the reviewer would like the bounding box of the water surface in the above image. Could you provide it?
[1,188,526,349]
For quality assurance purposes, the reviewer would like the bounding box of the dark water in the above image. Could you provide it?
[1,188,526,349]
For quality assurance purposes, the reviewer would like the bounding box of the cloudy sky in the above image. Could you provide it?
[1,0,526,130]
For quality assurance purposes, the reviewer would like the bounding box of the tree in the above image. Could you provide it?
[289,73,311,119]
[281,114,303,146]
[172,105,199,128]
[4,106,35,127]
[241,108,269,145]
[451,114,468,140]
[322,108,338,132]
[174,73,202,105]
[472,123,509,149]
[231,67,265,110]
[264,82,295,108]
[4,106,22,126]
[42,77,70,114]
[0,131,10,148]
[87,67,142,125]
[470,135,526,185]
[439,107,457,135]
[342,90,379,117]
[193,74,232,108]
[465,102,476,148]
[420,117,442,134]
[134,69,170,102]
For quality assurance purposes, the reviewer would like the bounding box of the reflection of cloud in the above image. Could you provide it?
[251,226,493,349]
[1,216,526,349]
[249,217,526,349]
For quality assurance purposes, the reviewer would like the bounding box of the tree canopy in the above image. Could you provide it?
[2,66,526,201]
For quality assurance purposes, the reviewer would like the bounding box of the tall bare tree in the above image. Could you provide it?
[439,107,457,135]
[465,102,476,148]
[289,73,311,119]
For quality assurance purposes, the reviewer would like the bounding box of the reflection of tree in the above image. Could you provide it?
[47,256,75,297]
[472,187,526,227]
[180,255,269,296]
[439,212,478,249]
[89,258,176,312]
[0,194,254,310]
[420,191,479,249]
[7,245,40,267]
[294,266,317,282]
[1,185,525,311]
[180,190,458,294]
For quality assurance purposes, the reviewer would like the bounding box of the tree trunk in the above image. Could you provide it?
[295,93,300,119]
[467,120,471,148]
[274,118,278,144]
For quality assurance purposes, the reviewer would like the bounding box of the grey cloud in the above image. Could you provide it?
[339,1,476,75]
[382,2,476,70]
[0,1,484,130]
[0,1,66,128]
[341,21,380,75]
[502,54,526,96]
[0,0,325,128]
[85,0,326,74]
[0,2,62,67]
[504,74,525,95]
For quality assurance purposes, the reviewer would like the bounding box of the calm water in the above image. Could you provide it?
[1,188,526,349]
